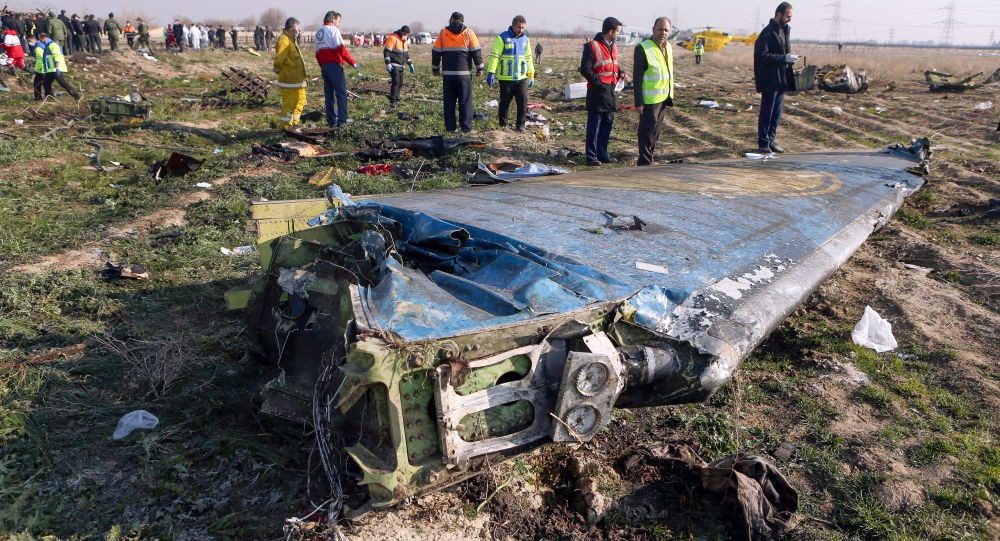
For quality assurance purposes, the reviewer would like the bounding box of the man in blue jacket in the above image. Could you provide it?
[753,2,799,154]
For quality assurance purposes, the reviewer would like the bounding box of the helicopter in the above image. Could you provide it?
[675,27,758,52]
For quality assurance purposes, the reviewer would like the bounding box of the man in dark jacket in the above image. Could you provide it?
[58,10,72,53]
[753,2,799,154]
[70,14,84,53]
[172,20,184,52]
[579,17,630,166]
[216,26,226,50]
[431,12,484,133]
[86,15,102,53]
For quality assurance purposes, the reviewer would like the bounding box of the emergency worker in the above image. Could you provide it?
[315,11,359,127]
[273,17,306,129]
[123,21,136,48]
[485,15,534,131]
[694,39,704,64]
[39,32,79,99]
[26,34,44,99]
[431,12,484,133]
[383,25,413,106]
[633,17,675,166]
[578,16,630,166]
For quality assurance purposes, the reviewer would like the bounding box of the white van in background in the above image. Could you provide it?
[414,32,434,44]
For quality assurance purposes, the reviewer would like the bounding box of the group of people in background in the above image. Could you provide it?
[165,21,246,52]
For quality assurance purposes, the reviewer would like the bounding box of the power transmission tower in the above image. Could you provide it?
[825,0,843,43]
[889,28,894,45]
[939,2,956,45]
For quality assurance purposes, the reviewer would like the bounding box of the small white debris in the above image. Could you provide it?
[635,261,669,275]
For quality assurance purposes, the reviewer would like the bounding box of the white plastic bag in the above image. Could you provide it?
[851,306,897,352]
[113,410,159,440]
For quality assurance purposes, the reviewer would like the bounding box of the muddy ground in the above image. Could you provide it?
[0,39,997,540]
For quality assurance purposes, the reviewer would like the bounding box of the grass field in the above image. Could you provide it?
[0,38,997,540]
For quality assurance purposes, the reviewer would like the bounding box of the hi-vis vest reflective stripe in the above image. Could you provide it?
[42,40,66,74]
[488,31,532,81]
[589,39,618,86]
[639,39,674,104]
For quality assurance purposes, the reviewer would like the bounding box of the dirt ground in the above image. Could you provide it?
[0,38,997,540]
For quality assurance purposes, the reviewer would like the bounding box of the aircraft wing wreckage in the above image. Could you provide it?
[237,141,930,517]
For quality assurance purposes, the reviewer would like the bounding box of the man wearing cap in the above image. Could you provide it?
[432,12,484,133]
[579,16,631,166]
[383,25,414,106]
[104,13,122,51]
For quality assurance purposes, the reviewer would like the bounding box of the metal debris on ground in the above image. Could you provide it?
[220,67,269,104]
[362,136,485,157]
[88,92,151,121]
[148,152,204,180]
[235,141,930,518]
[925,70,984,92]
[817,65,868,93]
[793,65,817,91]
[467,159,569,184]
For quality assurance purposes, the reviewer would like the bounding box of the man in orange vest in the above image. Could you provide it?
[383,25,414,106]
[432,12,484,133]
[579,17,631,166]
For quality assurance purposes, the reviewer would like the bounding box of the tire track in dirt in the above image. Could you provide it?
[782,105,889,147]
[670,110,748,150]
[777,114,862,150]
[13,178,230,275]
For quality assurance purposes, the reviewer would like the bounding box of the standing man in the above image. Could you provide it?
[534,41,542,64]
[579,17,630,166]
[486,15,534,132]
[633,17,675,166]
[26,34,45,100]
[694,39,704,64]
[753,2,798,154]
[87,15,102,53]
[172,20,184,52]
[216,26,226,50]
[274,17,306,129]
[432,12,484,133]
[134,18,150,50]
[264,26,274,50]
[230,26,238,50]
[123,20,136,49]
[38,33,79,99]
[383,25,414,107]
[254,26,264,50]
[70,14,84,52]
[315,11,359,127]
[104,13,121,51]
[58,10,72,54]
[44,12,65,57]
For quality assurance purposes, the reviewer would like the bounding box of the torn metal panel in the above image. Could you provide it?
[241,141,929,516]
[925,70,983,92]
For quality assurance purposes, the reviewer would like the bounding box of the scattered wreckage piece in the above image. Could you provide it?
[793,65,817,91]
[925,70,983,92]
[101,262,150,280]
[817,64,868,94]
[147,152,203,180]
[467,159,569,184]
[285,127,337,145]
[237,140,930,517]
[88,92,151,121]
[220,67,269,104]
[353,82,392,95]
[250,142,346,161]
[362,136,486,157]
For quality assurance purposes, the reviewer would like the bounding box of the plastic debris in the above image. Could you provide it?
[543,68,553,74]
[483,100,498,108]
[831,106,844,114]
[213,148,224,154]
[221,245,253,256]
[699,100,719,109]
[974,101,993,111]
[851,306,897,352]
[746,152,774,160]
[193,182,213,189]
[357,164,397,176]
[113,410,159,440]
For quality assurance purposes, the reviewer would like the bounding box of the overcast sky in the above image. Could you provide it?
[15,0,1000,45]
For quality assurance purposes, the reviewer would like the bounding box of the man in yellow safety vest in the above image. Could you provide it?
[485,15,534,131]
[632,17,675,166]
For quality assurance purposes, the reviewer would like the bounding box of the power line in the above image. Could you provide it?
[825,0,843,43]
[939,2,957,45]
